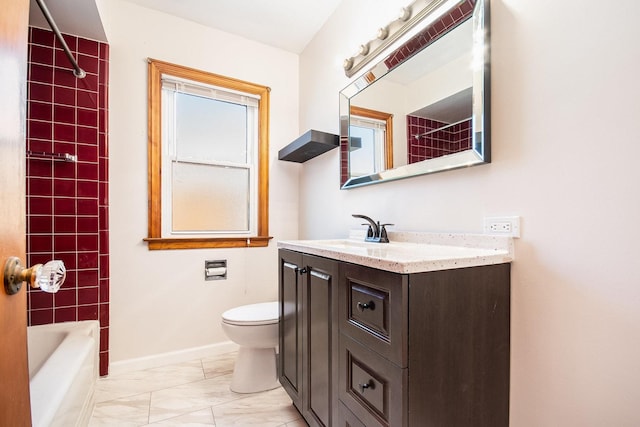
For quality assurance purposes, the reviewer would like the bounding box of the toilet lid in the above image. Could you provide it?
[222,302,279,326]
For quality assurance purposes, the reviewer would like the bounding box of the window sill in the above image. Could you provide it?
[143,236,272,250]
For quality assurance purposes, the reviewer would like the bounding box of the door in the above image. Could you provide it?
[0,0,32,425]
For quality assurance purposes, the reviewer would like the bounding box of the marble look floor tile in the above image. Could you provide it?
[145,407,216,426]
[148,374,241,423]
[95,359,206,403]
[89,392,151,426]
[210,387,300,427]
[90,354,303,427]
[202,352,236,379]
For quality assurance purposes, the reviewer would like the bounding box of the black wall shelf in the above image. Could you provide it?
[278,130,339,163]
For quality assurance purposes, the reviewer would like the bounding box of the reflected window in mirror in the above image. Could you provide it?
[340,0,489,189]
[146,59,271,250]
[348,106,393,181]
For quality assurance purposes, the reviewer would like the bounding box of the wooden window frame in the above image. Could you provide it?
[350,105,394,169]
[145,59,271,250]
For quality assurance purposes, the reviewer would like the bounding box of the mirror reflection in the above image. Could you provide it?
[340,0,489,189]
[349,106,393,176]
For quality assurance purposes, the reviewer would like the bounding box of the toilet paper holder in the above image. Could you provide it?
[205,260,227,281]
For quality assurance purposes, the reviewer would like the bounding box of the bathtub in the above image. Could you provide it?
[27,321,99,427]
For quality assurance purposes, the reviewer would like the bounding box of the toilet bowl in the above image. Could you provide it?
[221,301,279,393]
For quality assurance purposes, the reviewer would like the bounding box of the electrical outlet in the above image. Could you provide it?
[484,216,521,238]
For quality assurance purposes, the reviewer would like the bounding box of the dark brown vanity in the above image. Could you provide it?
[278,236,511,427]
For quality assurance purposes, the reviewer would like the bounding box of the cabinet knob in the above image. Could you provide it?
[298,267,308,275]
[359,379,375,393]
[357,301,375,311]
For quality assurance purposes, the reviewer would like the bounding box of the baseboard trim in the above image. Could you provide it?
[107,341,239,376]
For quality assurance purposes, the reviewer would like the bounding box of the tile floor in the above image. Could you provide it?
[89,352,307,426]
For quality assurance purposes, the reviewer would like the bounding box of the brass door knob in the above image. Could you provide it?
[3,257,66,295]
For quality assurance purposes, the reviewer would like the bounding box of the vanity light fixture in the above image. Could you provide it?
[399,6,413,21]
[377,27,389,40]
[343,0,466,77]
[343,57,354,71]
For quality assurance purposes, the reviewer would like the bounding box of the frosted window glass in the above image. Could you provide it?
[172,162,249,232]
[349,125,378,176]
[175,93,247,164]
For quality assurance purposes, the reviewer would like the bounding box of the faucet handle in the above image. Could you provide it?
[360,224,374,238]
[379,223,394,243]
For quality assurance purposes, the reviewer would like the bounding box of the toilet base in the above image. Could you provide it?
[230,346,280,393]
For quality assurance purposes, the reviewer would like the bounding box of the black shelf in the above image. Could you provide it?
[278,130,339,163]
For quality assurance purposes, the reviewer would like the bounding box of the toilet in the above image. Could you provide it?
[221,301,280,393]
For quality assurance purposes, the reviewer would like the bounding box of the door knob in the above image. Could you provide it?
[3,257,66,295]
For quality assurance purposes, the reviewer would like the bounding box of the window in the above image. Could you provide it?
[349,106,393,177]
[146,59,271,250]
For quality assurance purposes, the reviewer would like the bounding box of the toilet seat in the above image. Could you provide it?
[222,302,279,326]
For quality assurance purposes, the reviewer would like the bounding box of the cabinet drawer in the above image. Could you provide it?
[336,401,380,427]
[339,334,406,427]
[340,263,408,366]
[349,284,387,337]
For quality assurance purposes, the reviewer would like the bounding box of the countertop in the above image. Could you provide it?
[277,231,514,274]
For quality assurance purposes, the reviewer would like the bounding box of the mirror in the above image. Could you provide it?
[340,0,489,189]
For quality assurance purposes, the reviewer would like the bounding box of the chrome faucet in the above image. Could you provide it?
[352,214,393,243]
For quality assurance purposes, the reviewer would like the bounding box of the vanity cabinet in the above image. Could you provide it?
[278,249,339,427]
[279,248,510,427]
[336,262,510,427]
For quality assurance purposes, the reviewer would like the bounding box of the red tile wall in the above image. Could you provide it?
[384,0,475,70]
[340,136,349,186]
[26,27,110,376]
[407,115,472,163]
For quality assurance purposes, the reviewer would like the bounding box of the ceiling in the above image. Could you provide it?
[29,0,343,53]
[29,0,108,42]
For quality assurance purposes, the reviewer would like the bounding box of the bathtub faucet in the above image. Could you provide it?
[352,214,392,243]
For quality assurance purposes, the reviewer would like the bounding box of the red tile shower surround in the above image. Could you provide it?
[26,27,110,376]
[407,115,472,163]
[340,137,349,185]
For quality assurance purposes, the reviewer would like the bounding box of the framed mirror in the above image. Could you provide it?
[340,0,490,189]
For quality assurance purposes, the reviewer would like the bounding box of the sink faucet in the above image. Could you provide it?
[352,214,392,243]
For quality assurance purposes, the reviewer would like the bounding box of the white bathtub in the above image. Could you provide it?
[28,321,99,427]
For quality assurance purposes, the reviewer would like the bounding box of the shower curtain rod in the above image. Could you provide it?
[34,0,86,78]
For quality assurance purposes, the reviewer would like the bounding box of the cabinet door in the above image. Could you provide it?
[278,250,303,408]
[303,255,338,427]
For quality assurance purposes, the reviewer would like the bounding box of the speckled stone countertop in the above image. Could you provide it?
[277,230,514,274]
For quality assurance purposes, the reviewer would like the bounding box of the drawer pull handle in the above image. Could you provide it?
[359,380,375,393]
[357,301,375,311]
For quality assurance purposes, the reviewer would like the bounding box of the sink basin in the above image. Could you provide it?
[277,234,514,274]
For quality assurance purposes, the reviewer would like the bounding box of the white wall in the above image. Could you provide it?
[99,0,300,364]
[299,0,640,425]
